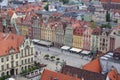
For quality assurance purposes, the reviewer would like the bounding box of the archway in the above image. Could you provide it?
[10,69,14,75]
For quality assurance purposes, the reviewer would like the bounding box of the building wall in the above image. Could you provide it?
[110,29,120,50]
[20,25,29,36]
[73,35,83,49]
[40,26,55,42]
[0,38,34,77]
[64,25,73,47]
[83,27,92,50]
[54,25,65,48]
[98,32,110,53]
[91,35,99,51]
[40,26,46,40]
[32,28,41,40]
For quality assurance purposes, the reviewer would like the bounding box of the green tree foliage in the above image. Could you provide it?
[44,54,49,59]
[106,11,111,22]
[60,0,69,4]
[101,23,111,29]
[44,4,49,11]
[0,75,11,80]
[90,20,97,28]
[56,58,60,61]
[42,0,48,2]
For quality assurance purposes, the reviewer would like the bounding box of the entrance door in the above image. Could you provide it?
[10,69,14,75]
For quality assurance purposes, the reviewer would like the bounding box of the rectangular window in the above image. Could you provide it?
[16,54,18,59]
[28,58,30,63]
[1,58,4,62]
[11,55,13,60]
[31,57,33,63]
[31,47,33,54]
[16,61,18,66]
[7,64,9,69]
[6,57,9,61]
[25,59,27,64]
[21,50,23,57]
[22,60,23,65]
[1,65,4,70]
[25,49,26,56]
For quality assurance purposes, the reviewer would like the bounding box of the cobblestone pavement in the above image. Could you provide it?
[34,45,92,71]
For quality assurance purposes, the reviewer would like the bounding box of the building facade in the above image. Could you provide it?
[54,22,66,48]
[73,26,85,49]
[98,29,110,53]
[0,33,34,77]
[64,24,73,47]
[83,26,92,50]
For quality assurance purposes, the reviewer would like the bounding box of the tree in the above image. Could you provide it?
[51,56,55,61]
[60,0,69,4]
[56,58,60,61]
[101,23,111,29]
[106,11,111,22]
[44,54,49,59]
[44,4,49,11]
[90,20,97,28]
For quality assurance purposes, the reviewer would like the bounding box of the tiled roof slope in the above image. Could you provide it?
[0,32,24,56]
[41,69,80,80]
[108,70,119,80]
[61,65,106,80]
[83,58,102,73]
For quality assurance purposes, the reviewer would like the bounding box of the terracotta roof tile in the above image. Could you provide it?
[92,27,101,35]
[41,69,80,80]
[118,75,120,80]
[73,26,85,36]
[108,70,119,80]
[83,58,102,73]
[61,65,106,80]
[0,32,24,56]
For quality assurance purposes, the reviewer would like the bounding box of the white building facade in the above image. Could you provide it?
[0,36,34,77]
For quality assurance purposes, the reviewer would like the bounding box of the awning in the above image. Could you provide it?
[61,46,70,50]
[32,39,53,46]
[70,48,82,53]
[81,50,90,55]
[38,40,52,46]
[32,39,40,42]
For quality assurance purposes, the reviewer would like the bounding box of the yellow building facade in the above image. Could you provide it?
[20,25,29,36]
[73,35,83,49]
[40,25,55,42]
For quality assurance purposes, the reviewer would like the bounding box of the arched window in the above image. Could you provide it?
[1,72,4,76]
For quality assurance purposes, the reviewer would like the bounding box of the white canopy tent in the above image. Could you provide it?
[32,39,40,42]
[70,48,82,53]
[81,50,90,55]
[61,46,70,50]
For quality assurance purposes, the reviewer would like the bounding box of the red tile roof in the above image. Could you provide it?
[92,27,101,35]
[108,70,119,80]
[73,26,85,36]
[101,0,120,3]
[41,69,80,80]
[118,75,120,80]
[0,32,24,56]
[61,65,106,80]
[83,58,102,73]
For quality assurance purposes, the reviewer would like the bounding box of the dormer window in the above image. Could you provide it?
[9,47,15,54]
